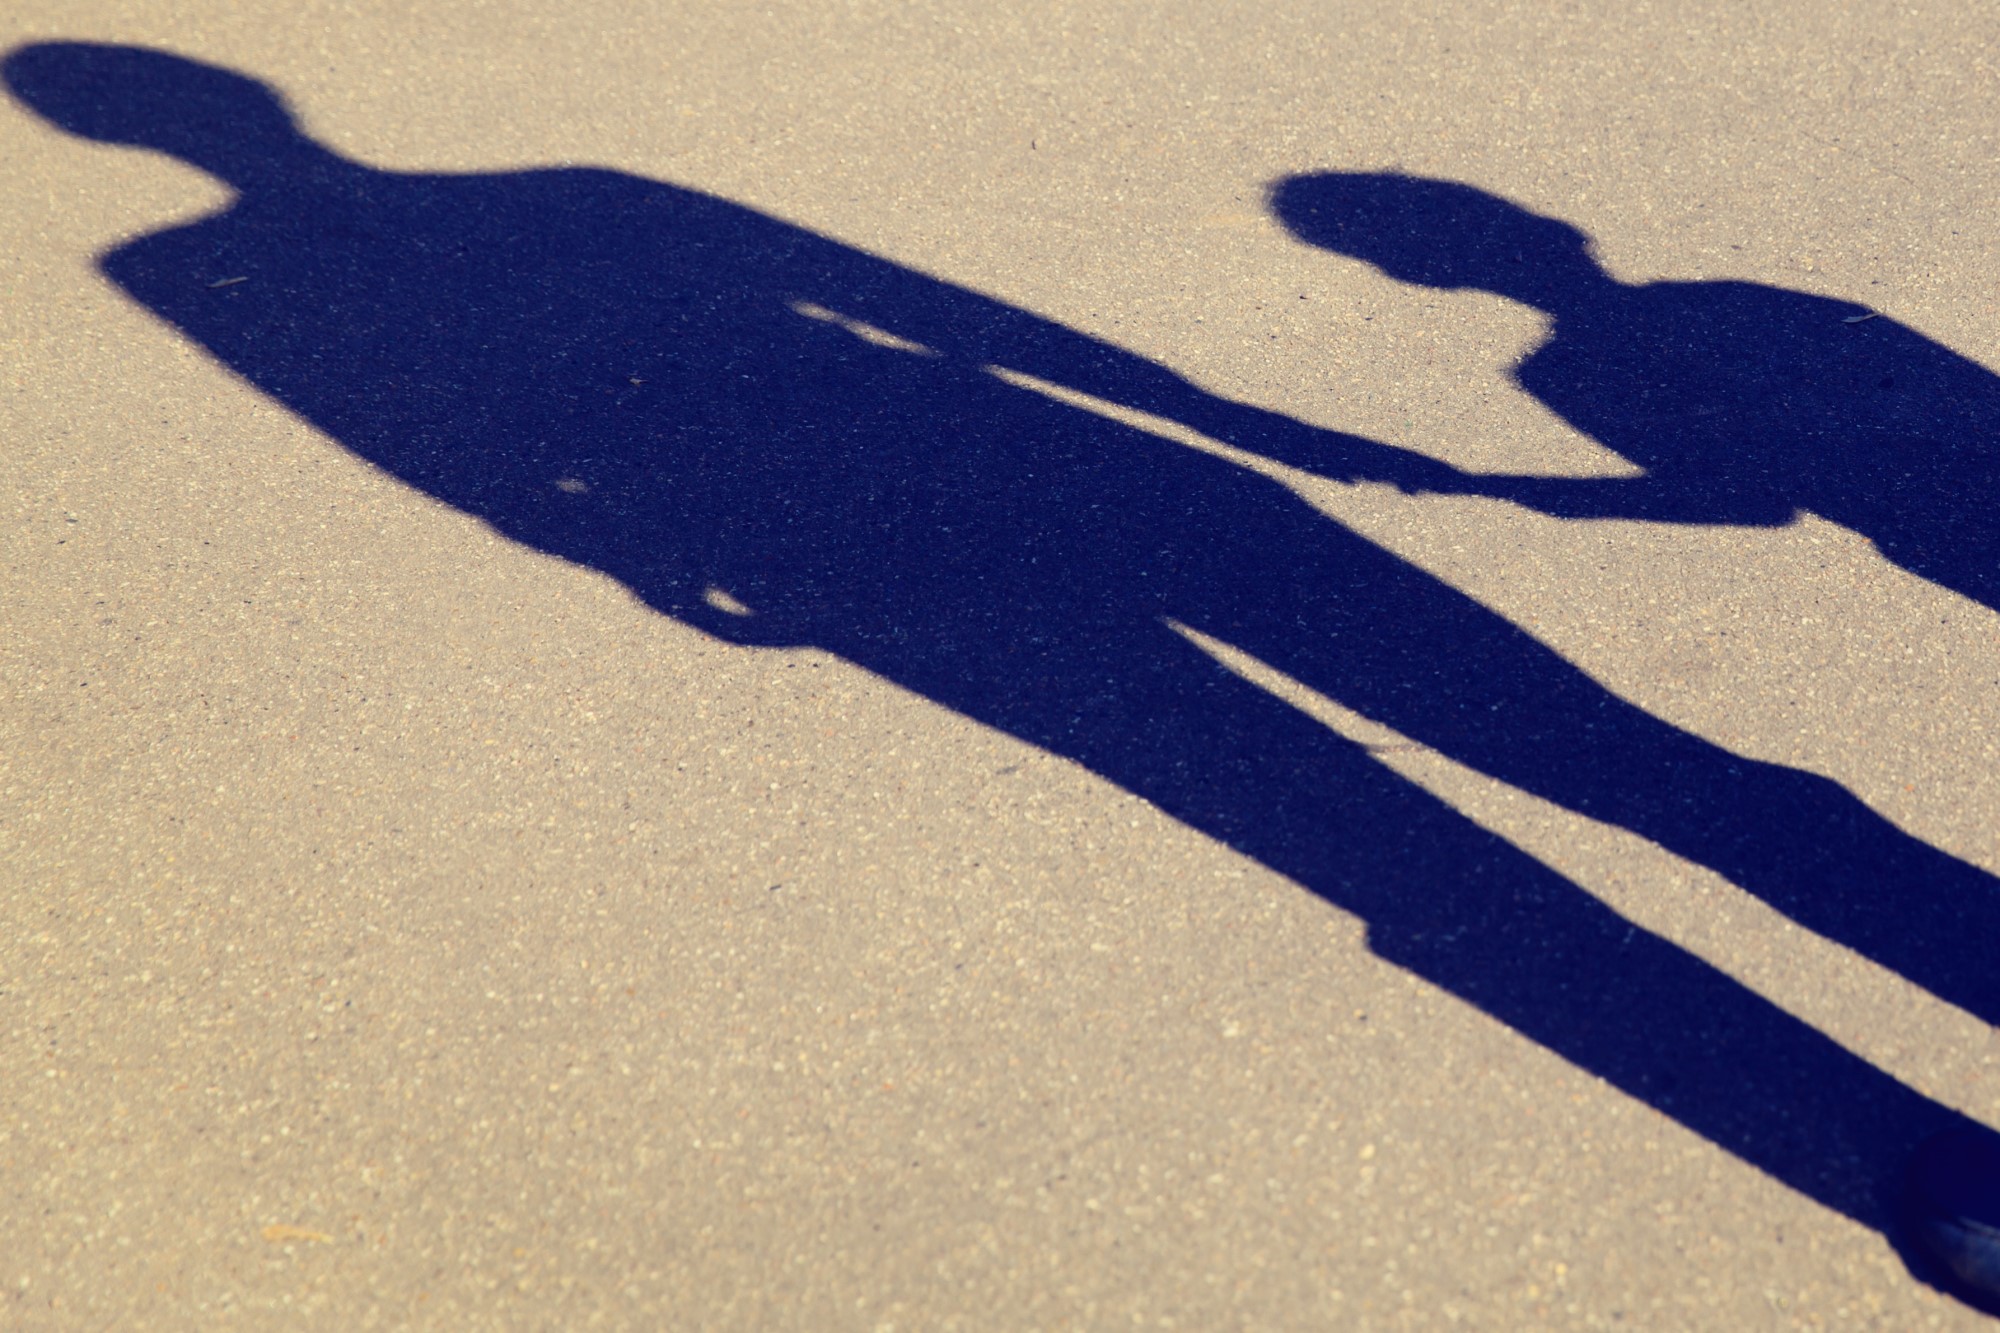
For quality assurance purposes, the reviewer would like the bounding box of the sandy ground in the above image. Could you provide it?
[4,2,1998,1327]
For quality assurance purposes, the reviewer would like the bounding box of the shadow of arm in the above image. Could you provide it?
[1454,473,1799,526]
[828,260,1477,486]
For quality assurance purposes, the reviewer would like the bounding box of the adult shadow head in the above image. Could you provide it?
[10,43,1997,1276]
[1271,171,2000,614]
[2,40,330,188]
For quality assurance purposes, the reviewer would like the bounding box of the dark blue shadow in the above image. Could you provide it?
[1271,172,2000,609]
[1270,167,2000,1041]
[9,43,1996,1268]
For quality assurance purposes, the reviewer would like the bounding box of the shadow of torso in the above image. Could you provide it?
[1523,278,2000,604]
[114,168,1230,651]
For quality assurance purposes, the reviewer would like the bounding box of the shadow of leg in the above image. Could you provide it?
[1199,531,2000,1027]
[864,617,1974,1237]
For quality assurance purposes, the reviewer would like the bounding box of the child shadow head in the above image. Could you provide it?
[1269,172,1613,310]
[4,41,327,188]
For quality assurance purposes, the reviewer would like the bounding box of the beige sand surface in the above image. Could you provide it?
[4,2,1998,1327]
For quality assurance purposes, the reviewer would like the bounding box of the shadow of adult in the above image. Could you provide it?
[1270,171,2000,612]
[8,43,1993,1252]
